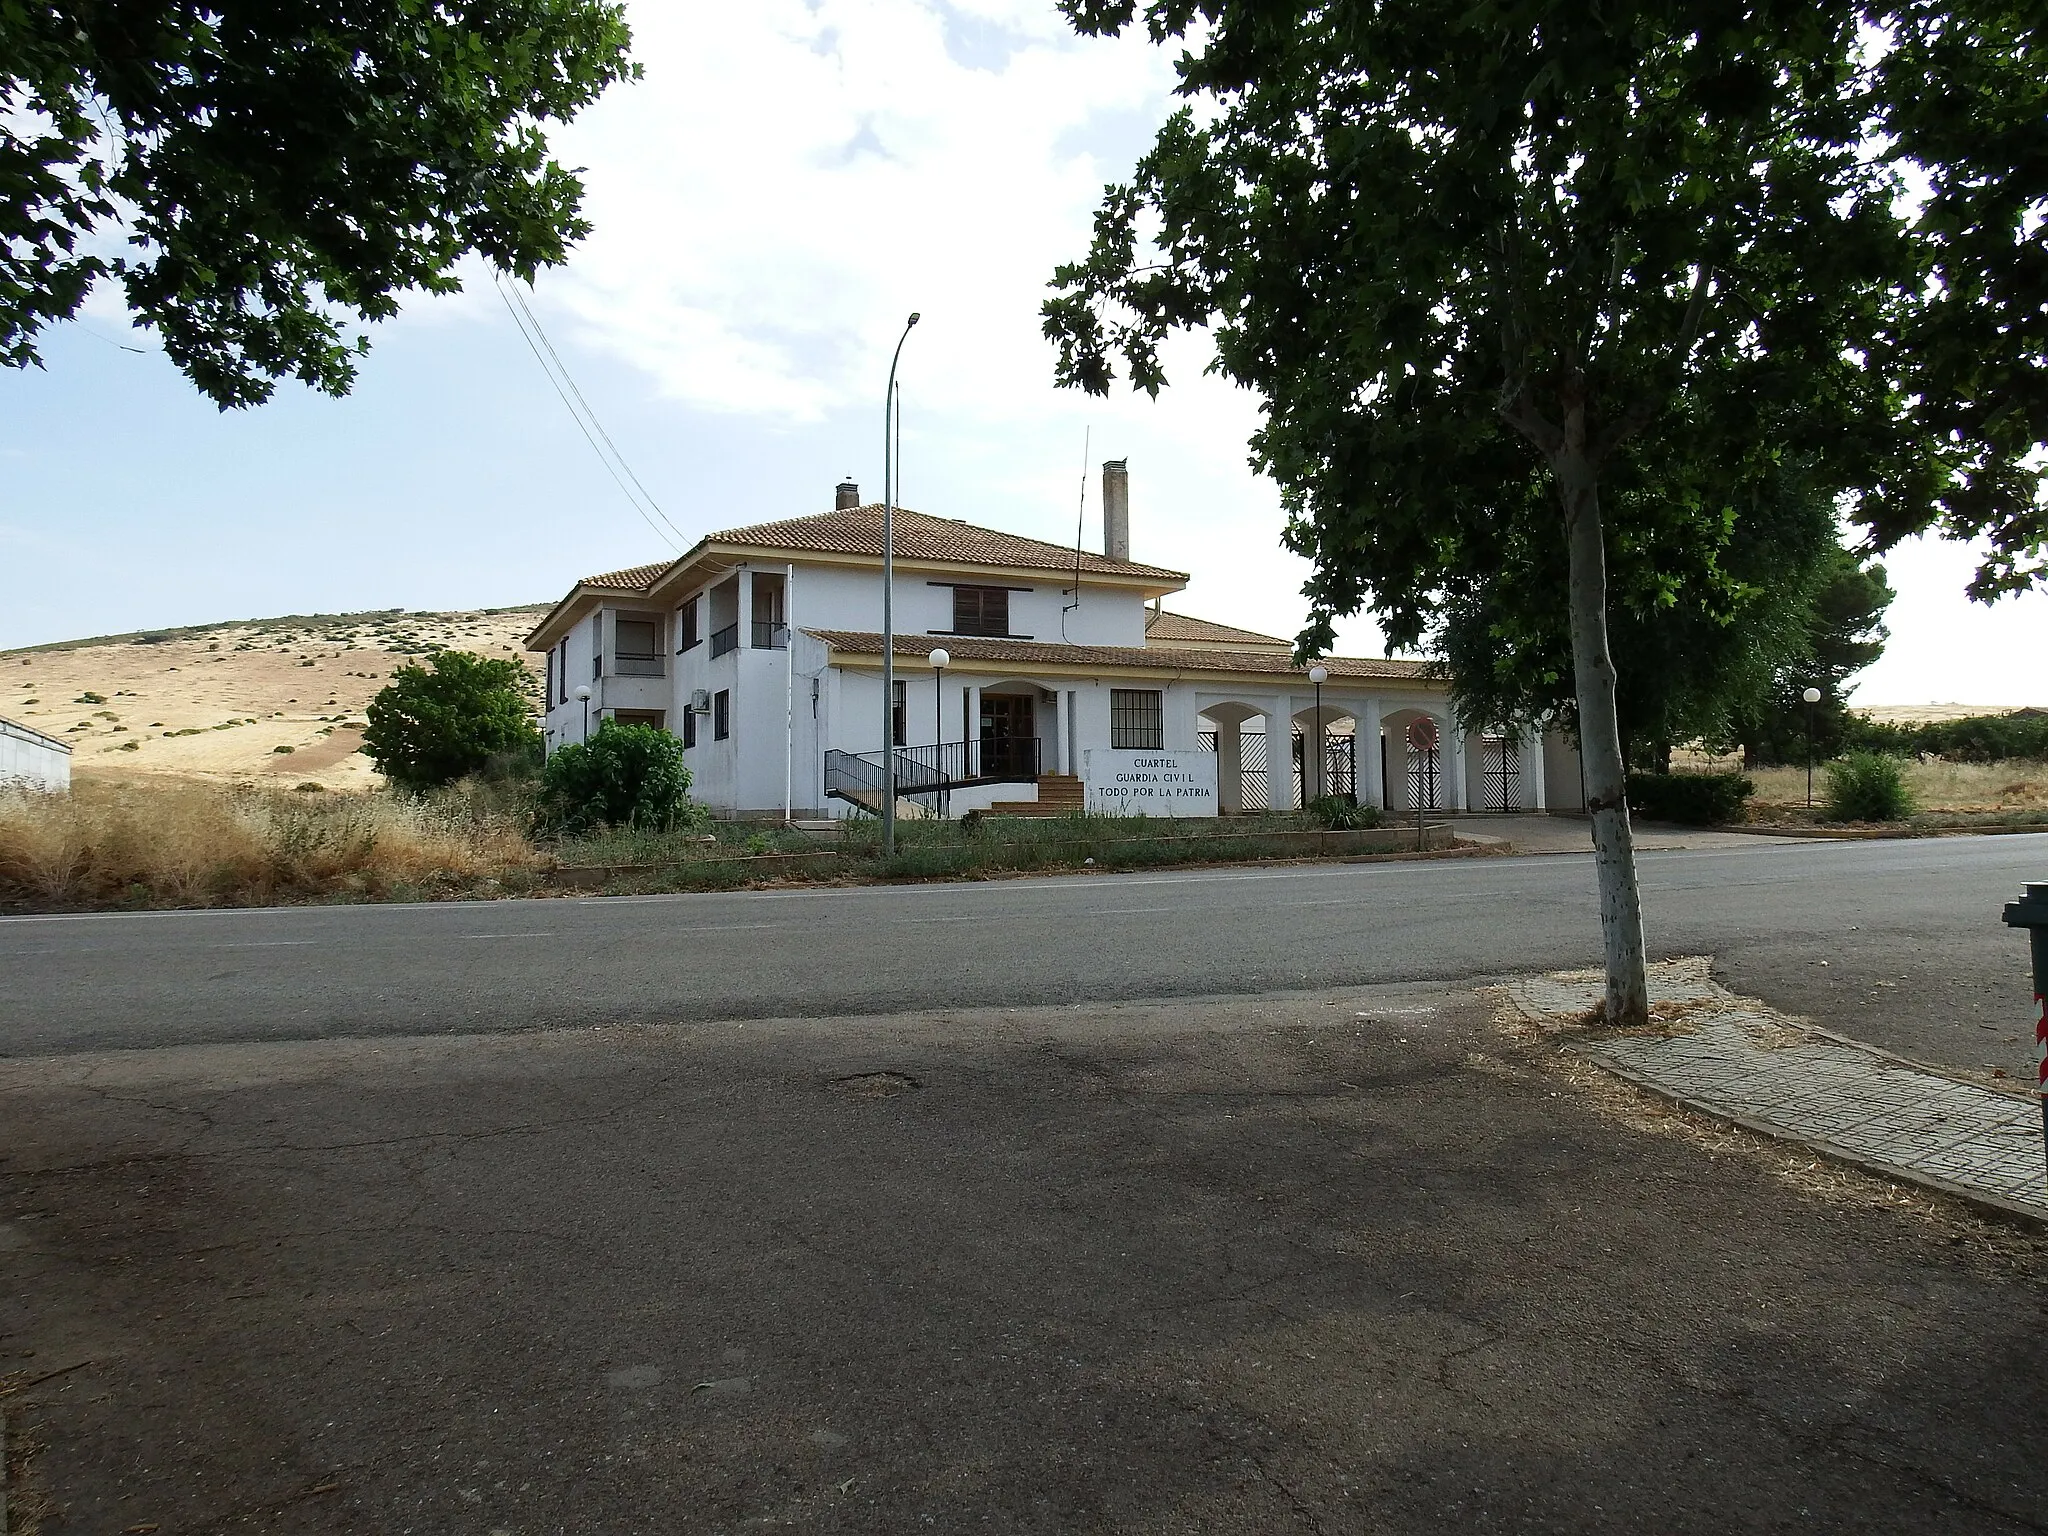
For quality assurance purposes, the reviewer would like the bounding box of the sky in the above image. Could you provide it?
[1,0,2039,706]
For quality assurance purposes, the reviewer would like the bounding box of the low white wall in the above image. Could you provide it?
[1,717,72,792]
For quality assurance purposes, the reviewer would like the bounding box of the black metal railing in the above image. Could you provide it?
[709,623,739,658]
[824,737,1040,808]
[751,619,788,650]
[612,652,664,677]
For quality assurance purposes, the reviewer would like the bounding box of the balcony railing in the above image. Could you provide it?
[612,652,665,677]
[709,623,740,658]
[751,620,789,650]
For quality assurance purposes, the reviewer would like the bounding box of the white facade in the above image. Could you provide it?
[1,716,72,793]
[527,483,1581,820]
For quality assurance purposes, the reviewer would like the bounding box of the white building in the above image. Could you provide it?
[526,466,1583,820]
[1,716,72,793]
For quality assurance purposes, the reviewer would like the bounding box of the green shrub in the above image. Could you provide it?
[1626,771,1754,825]
[1824,752,1915,821]
[1308,794,1383,830]
[539,720,698,834]
[361,651,541,791]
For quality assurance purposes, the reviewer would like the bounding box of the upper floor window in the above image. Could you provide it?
[1111,688,1163,750]
[951,585,1010,637]
[614,616,664,676]
[677,597,701,652]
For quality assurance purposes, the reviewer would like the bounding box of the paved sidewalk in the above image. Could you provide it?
[1506,958,2048,1220]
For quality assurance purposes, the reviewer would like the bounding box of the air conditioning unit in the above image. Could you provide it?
[689,689,712,713]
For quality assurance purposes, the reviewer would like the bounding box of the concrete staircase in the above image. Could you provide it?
[986,774,1084,818]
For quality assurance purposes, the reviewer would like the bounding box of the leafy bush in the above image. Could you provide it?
[1626,771,1754,825]
[1842,710,2048,763]
[361,651,541,791]
[538,720,698,834]
[1824,753,1916,821]
[1308,794,1383,830]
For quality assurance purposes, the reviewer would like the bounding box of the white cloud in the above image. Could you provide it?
[545,0,1177,424]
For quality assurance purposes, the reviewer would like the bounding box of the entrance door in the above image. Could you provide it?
[980,693,1036,777]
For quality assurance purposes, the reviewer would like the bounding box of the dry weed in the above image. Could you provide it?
[0,777,541,908]
[1748,758,2048,811]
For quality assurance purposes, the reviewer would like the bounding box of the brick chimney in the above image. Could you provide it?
[835,478,860,511]
[1102,459,1130,562]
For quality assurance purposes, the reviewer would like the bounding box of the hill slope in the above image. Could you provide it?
[3,607,547,789]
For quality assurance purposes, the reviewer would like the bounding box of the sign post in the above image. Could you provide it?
[2002,882,2048,1188]
[1406,716,1438,850]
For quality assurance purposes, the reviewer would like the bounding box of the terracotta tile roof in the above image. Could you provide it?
[577,561,670,591]
[805,630,1430,682]
[709,505,1187,583]
[1144,609,1290,649]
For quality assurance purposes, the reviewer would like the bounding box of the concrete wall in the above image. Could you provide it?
[1,717,71,792]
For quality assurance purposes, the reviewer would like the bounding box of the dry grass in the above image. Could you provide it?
[1748,758,2048,812]
[0,777,543,909]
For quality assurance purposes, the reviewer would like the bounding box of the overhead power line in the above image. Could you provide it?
[493,273,690,554]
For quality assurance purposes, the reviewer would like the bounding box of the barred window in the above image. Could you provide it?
[1110,688,1163,749]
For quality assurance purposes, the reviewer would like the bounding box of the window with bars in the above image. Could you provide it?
[1110,688,1164,749]
[950,585,1010,637]
[891,679,907,746]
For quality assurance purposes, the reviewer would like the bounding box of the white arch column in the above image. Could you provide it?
[1358,697,1384,807]
[1520,726,1547,810]
[1266,694,1296,812]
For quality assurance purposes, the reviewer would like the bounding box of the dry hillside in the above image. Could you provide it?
[3,607,548,790]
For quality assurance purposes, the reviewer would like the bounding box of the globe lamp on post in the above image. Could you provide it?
[574,684,592,742]
[1308,664,1329,804]
[1801,686,1823,808]
[929,648,950,817]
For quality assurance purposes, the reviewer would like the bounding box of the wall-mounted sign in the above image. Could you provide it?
[1084,749,1219,817]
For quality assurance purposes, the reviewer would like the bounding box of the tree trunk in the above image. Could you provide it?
[1556,453,1650,1026]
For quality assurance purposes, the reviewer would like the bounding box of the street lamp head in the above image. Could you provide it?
[929,647,950,669]
[1802,686,1822,704]
[907,311,921,327]
[574,685,591,701]
[1308,664,1329,684]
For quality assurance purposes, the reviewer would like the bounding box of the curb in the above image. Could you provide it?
[1573,1044,2048,1230]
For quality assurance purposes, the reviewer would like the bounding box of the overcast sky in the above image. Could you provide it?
[1,0,2038,705]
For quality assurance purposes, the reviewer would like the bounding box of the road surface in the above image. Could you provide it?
[5,833,2043,1075]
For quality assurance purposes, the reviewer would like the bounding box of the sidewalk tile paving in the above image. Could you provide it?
[1505,957,2048,1218]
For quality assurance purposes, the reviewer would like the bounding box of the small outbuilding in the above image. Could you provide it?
[1,715,73,793]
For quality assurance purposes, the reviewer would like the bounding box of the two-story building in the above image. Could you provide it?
[525,464,1584,820]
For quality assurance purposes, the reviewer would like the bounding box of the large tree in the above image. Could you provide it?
[1734,550,1895,767]
[2,1,636,407]
[1044,0,2041,1024]
[1437,452,1844,774]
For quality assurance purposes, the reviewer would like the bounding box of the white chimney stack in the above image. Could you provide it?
[1102,459,1130,562]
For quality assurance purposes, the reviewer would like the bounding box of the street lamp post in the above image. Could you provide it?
[930,647,950,820]
[881,311,921,858]
[574,684,591,742]
[1308,664,1329,805]
[1802,686,1823,808]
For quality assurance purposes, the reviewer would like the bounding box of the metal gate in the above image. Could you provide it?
[1294,732,1356,801]
[1406,743,1441,810]
[1476,734,1522,812]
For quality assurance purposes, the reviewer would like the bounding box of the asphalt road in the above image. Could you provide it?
[8,988,2048,1533]
[5,833,2044,1075]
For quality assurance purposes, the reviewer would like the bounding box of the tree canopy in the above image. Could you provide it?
[2,1,636,406]
[362,650,541,791]
[1044,0,2044,1023]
